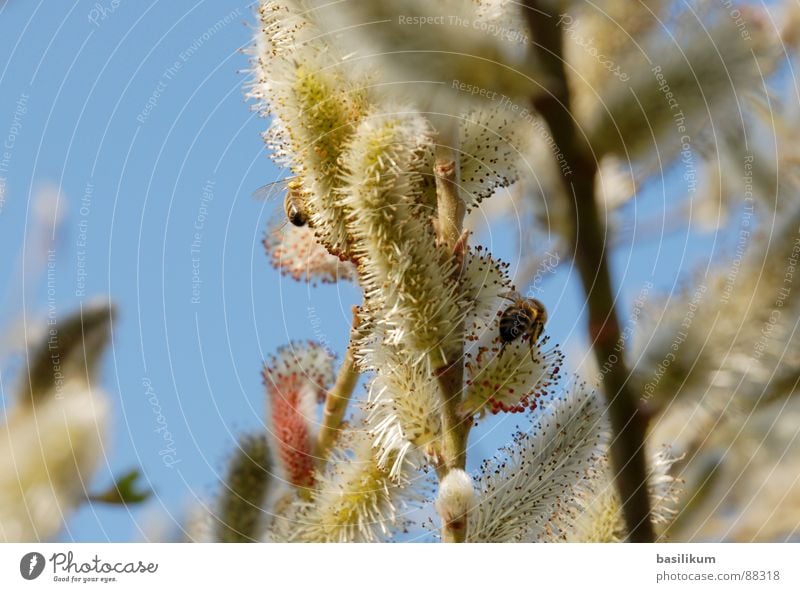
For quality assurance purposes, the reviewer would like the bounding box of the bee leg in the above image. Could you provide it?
[531,322,544,344]
[497,341,509,361]
[527,336,541,364]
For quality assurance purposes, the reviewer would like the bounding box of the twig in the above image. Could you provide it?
[436,365,470,544]
[315,307,361,467]
[523,1,655,542]
[434,145,466,251]
[434,141,471,543]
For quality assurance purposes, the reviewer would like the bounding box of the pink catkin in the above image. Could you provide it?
[269,375,316,488]
[263,224,354,284]
[263,342,335,488]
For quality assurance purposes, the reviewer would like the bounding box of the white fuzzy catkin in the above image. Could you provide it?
[0,381,109,542]
[578,5,777,159]
[463,332,562,416]
[307,0,543,114]
[365,342,442,479]
[467,383,607,542]
[460,247,562,415]
[285,431,411,543]
[461,246,512,331]
[341,109,463,368]
[634,203,800,423]
[458,106,525,209]
[249,0,371,257]
[0,303,113,542]
[562,447,683,542]
[436,469,475,525]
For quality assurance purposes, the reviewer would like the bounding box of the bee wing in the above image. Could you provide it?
[498,290,522,302]
[252,178,292,201]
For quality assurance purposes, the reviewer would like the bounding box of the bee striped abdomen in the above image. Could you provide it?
[499,305,534,343]
[286,201,308,227]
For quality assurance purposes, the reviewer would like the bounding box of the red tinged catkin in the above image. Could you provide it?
[263,342,335,489]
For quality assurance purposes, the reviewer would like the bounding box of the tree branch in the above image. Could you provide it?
[523,1,655,542]
[434,141,471,543]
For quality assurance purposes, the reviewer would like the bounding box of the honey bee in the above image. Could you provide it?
[253,177,309,227]
[498,292,548,359]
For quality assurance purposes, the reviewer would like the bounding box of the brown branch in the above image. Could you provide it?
[434,143,471,543]
[523,2,654,542]
[315,307,361,467]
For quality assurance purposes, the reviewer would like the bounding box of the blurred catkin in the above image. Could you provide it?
[215,434,273,543]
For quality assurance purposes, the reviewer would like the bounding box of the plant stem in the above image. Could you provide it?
[434,145,466,251]
[315,308,361,467]
[523,1,655,542]
[437,364,470,543]
[434,143,471,543]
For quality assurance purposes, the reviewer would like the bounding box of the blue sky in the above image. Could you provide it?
[0,0,347,541]
[0,1,717,542]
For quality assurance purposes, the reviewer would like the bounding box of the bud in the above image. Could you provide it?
[435,469,475,531]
